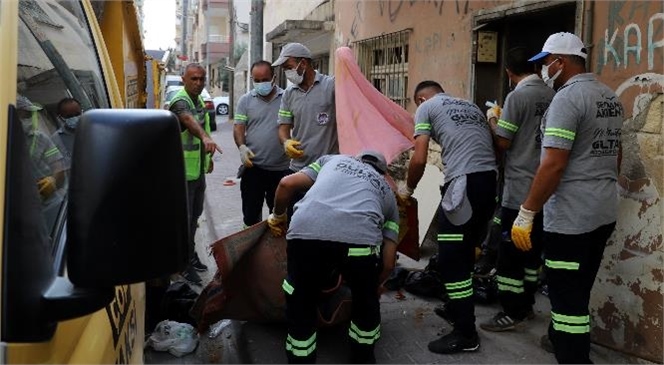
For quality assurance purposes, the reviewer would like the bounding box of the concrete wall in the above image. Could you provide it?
[336,0,663,361]
[589,2,663,361]
[263,0,330,61]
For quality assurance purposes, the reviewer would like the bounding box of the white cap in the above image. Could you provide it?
[272,43,312,67]
[529,32,587,62]
[441,175,472,226]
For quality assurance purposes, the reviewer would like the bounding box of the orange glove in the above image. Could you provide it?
[37,176,56,199]
[267,212,288,237]
[283,139,304,159]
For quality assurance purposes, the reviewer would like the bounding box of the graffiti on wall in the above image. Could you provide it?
[377,0,470,23]
[599,0,663,73]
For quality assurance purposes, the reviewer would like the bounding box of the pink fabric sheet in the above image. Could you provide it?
[334,47,414,164]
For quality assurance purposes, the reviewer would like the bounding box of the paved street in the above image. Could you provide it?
[146,115,638,364]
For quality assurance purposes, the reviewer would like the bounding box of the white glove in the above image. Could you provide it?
[239,144,255,167]
[397,184,414,203]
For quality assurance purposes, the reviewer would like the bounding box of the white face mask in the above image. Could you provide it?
[541,58,562,88]
[62,115,80,129]
[284,60,304,85]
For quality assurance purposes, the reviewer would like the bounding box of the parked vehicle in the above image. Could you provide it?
[165,74,183,88]
[213,96,230,115]
[163,86,217,131]
[1,1,188,363]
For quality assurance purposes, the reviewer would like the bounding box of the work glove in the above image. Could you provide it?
[283,139,304,159]
[486,102,502,121]
[397,184,414,205]
[238,144,255,168]
[267,212,288,237]
[511,205,537,251]
[37,176,56,199]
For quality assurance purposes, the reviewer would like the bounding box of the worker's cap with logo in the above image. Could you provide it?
[441,175,472,226]
[272,43,312,67]
[16,95,43,111]
[528,32,587,62]
[357,150,388,175]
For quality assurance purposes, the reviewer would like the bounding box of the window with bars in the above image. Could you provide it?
[353,29,411,108]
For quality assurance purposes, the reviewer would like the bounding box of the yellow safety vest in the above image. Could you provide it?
[170,89,211,181]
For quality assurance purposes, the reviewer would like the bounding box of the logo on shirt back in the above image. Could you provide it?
[317,112,330,125]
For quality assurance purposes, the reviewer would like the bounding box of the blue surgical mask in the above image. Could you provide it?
[254,81,273,96]
[63,115,80,129]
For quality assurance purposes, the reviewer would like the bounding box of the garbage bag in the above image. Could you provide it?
[147,320,198,357]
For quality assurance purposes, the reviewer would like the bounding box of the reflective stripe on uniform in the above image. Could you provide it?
[414,122,431,131]
[348,322,381,345]
[282,279,294,295]
[524,267,539,282]
[445,277,473,299]
[438,233,463,242]
[286,333,316,357]
[308,162,321,173]
[497,119,519,133]
[383,220,399,234]
[551,311,590,334]
[234,113,248,122]
[496,275,525,294]
[493,216,501,225]
[544,127,576,141]
[279,109,293,118]
[348,246,379,257]
[545,259,579,270]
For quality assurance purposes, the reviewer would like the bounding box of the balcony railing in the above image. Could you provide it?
[208,34,230,43]
[202,0,229,10]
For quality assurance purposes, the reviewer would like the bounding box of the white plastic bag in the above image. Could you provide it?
[147,320,199,357]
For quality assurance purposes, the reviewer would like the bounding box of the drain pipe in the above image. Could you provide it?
[583,0,594,70]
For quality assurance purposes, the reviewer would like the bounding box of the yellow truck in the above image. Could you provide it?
[1,0,187,363]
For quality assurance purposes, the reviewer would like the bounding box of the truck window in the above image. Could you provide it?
[16,0,109,262]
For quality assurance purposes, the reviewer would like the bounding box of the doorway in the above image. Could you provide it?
[472,2,578,108]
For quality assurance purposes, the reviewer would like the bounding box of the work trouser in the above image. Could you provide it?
[283,239,381,364]
[496,207,543,320]
[437,171,496,336]
[186,177,206,261]
[544,222,616,364]
[240,166,290,227]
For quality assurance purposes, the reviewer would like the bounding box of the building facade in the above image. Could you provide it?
[331,1,662,362]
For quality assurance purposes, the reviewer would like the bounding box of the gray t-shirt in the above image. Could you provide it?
[278,72,338,171]
[234,88,290,170]
[287,155,400,246]
[414,93,497,184]
[541,73,623,234]
[496,75,555,209]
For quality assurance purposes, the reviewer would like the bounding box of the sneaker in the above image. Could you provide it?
[433,303,455,326]
[428,331,480,354]
[191,253,208,272]
[480,312,522,332]
[540,334,555,353]
[181,266,202,285]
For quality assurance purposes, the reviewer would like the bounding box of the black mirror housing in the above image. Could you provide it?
[67,109,189,287]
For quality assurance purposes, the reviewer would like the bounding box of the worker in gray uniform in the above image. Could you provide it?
[400,80,497,354]
[481,46,555,332]
[233,60,290,227]
[272,42,338,174]
[267,151,399,364]
[513,32,623,363]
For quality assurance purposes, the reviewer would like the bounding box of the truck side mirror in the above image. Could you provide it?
[67,109,189,287]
